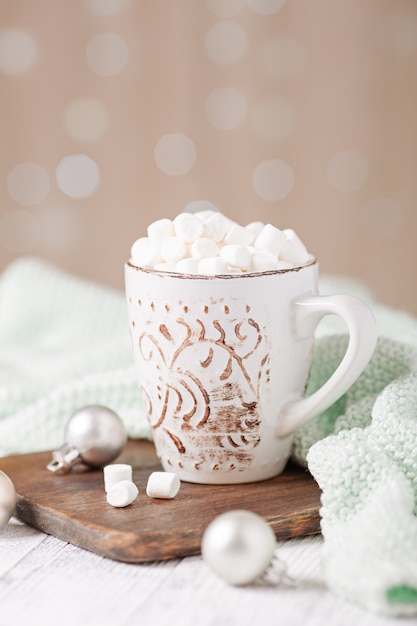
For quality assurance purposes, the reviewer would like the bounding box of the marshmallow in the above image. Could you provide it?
[220,244,251,270]
[130,208,312,275]
[276,260,294,270]
[203,212,229,242]
[106,480,138,508]
[250,249,279,272]
[147,218,174,244]
[193,210,217,222]
[154,262,177,272]
[130,237,161,268]
[175,257,199,274]
[280,229,311,266]
[224,224,254,247]
[160,237,187,263]
[190,238,219,259]
[246,221,264,238]
[103,464,133,493]
[173,212,204,242]
[197,257,228,275]
[254,224,287,256]
[146,472,180,499]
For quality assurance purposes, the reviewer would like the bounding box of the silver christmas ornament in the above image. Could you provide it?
[0,470,17,530]
[201,510,278,586]
[47,405,127,474]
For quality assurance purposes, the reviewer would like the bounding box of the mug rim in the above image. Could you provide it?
[125,256,317,280]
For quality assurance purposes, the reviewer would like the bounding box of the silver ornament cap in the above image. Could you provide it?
[0,470,17,530]
[201,510,277,586]
[47,405,127,474]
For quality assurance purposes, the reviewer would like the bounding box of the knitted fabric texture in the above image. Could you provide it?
[0,257,149,456]
[1,258,416,616]
[296,278,417,617]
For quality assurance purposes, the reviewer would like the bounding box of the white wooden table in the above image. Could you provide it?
[0,518,404,626]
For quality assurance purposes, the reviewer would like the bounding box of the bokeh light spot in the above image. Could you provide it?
[56,154,101,199]
[262,35,306,79]
[252,97,295,142]
[246,0,286,16]
[7,162,50,206]
[83,0,130,16]
[184,200,219,213]
[38,206,82,252]
[86,33,129,76]
[154,133,197,176]
[0,29,38,74]
[64,96,109,142]
[205,21,247,64]
[0,209,40,253]
[253,159,294,201]
[205,87,247,130]
[326,150,369,193]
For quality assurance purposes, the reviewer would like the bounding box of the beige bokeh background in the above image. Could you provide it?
[1,0,416,313]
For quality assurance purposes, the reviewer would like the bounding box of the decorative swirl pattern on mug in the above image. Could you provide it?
[136,309,269,470]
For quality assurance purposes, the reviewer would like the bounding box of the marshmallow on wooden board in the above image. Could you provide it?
[103,464,133,493]
[223,224,254,247]
[147,218,174,244]
[254,224,287,256]
[197,257,228,275]
[146,472,181,499]
[160,237,187,263]
[130,237,161,268]
[173,212,204,242]
[175,257,199,274]
[220,244,251,270]
[106,480,138,508]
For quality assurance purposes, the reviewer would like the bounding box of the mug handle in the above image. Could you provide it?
[277,294,377,437]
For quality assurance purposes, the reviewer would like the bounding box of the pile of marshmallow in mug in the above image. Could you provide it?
[130,207,313,274]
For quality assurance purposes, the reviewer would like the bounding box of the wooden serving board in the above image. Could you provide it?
[1,440,321,563]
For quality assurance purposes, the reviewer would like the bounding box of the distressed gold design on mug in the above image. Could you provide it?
[136,303,267,473]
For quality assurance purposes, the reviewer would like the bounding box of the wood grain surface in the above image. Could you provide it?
[1,440,321,563]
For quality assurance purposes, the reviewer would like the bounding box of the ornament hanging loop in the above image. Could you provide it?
[47,443,83,474]
[257,552,297,587]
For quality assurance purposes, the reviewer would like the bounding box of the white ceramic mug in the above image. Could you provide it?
[125,259,377,484]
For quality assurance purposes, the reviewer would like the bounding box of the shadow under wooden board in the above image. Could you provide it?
[1,440,322,563]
